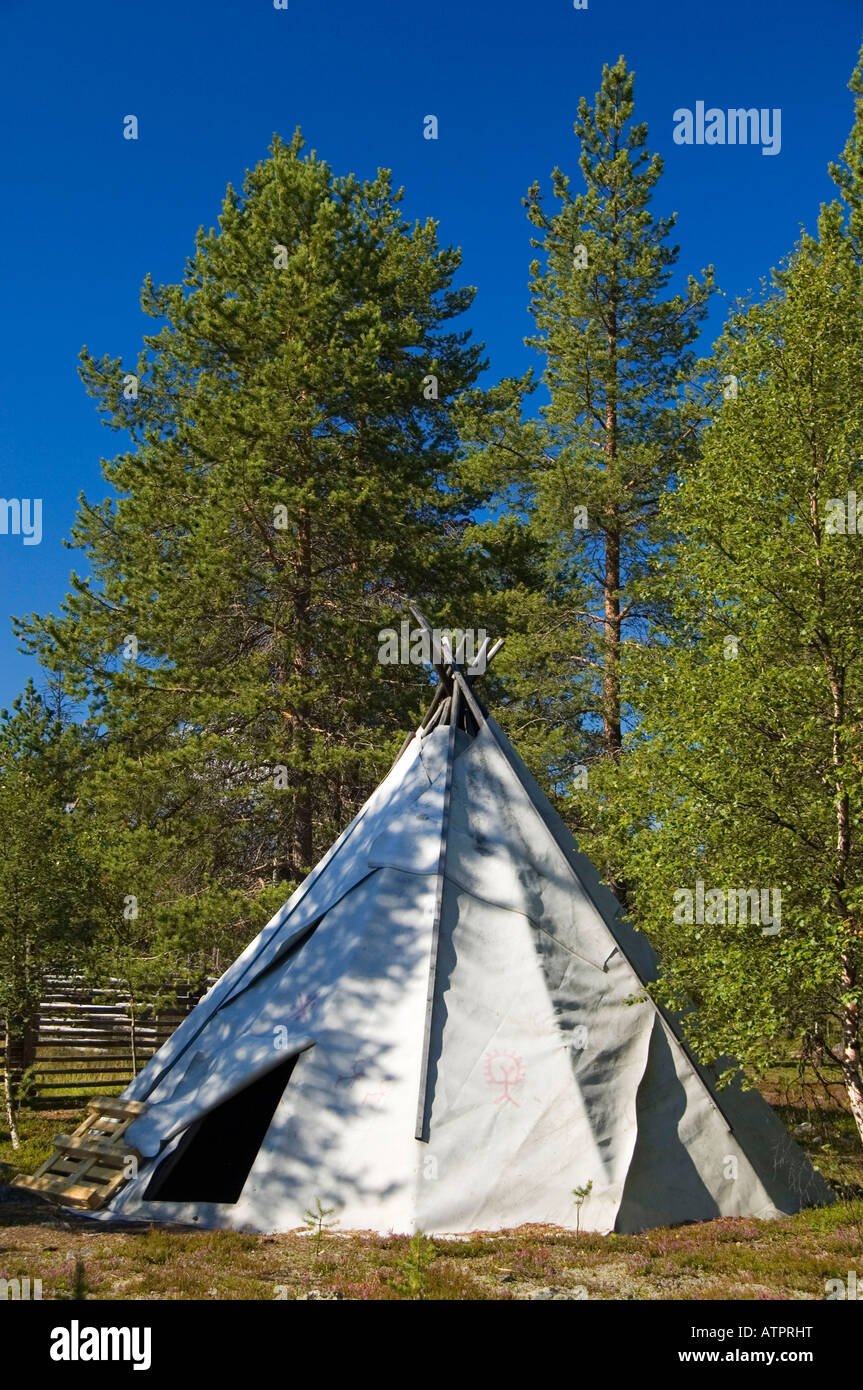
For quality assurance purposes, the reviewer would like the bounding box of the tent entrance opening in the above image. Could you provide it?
[144,1053,300,1204]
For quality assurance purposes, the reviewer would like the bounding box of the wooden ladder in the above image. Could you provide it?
[12,1098,147,1211]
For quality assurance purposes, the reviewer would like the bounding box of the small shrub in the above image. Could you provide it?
[303,1198,339,1260]
[389,1232,437,1300]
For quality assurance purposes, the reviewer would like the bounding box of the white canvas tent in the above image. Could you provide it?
[59,621,830,1234]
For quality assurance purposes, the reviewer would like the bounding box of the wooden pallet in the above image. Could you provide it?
[12,1098,147,1211]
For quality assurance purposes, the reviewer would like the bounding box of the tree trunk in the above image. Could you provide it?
[292,506,314,874]
[2,1069,19,1150]
[601,242,626,908]
[840,951,863,1147]
[602,133,621,762]
[272,502,314,884]
[127,989,138,1076]
[2,1015,32,1151]
[602,515,622,756]
[815,527,861,1144]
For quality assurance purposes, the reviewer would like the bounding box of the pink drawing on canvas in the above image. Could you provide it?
[483,1049,526,1106]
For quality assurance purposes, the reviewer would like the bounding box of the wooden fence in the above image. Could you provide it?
[1,976,206,1110]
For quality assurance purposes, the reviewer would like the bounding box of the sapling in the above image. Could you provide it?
[302,1198,339,1260]
[389,1232,437,1300]
[572,1180,593,1234]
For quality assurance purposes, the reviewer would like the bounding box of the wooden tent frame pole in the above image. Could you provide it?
[414,680,460,1141]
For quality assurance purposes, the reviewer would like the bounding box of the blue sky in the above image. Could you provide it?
[1,0,861,710]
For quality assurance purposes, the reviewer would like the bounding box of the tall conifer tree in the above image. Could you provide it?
[17,132,483,963]
[457,58,712,897]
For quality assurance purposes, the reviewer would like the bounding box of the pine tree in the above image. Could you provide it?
[16,132,483,969]
[457,57,712,897]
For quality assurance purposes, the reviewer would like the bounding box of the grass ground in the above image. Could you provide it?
[21,1053,139,1107]
[0,1201,860,1300]
[0,1068,860,1301]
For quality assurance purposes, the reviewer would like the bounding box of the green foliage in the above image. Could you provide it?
[456,57,712,892]
[389,1231,437,1299]
[587,70,863,1143]
[303,1198,340,1259]
[14,130,484,982]
[572,1179,593,1233]
[0,684,110,1125]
